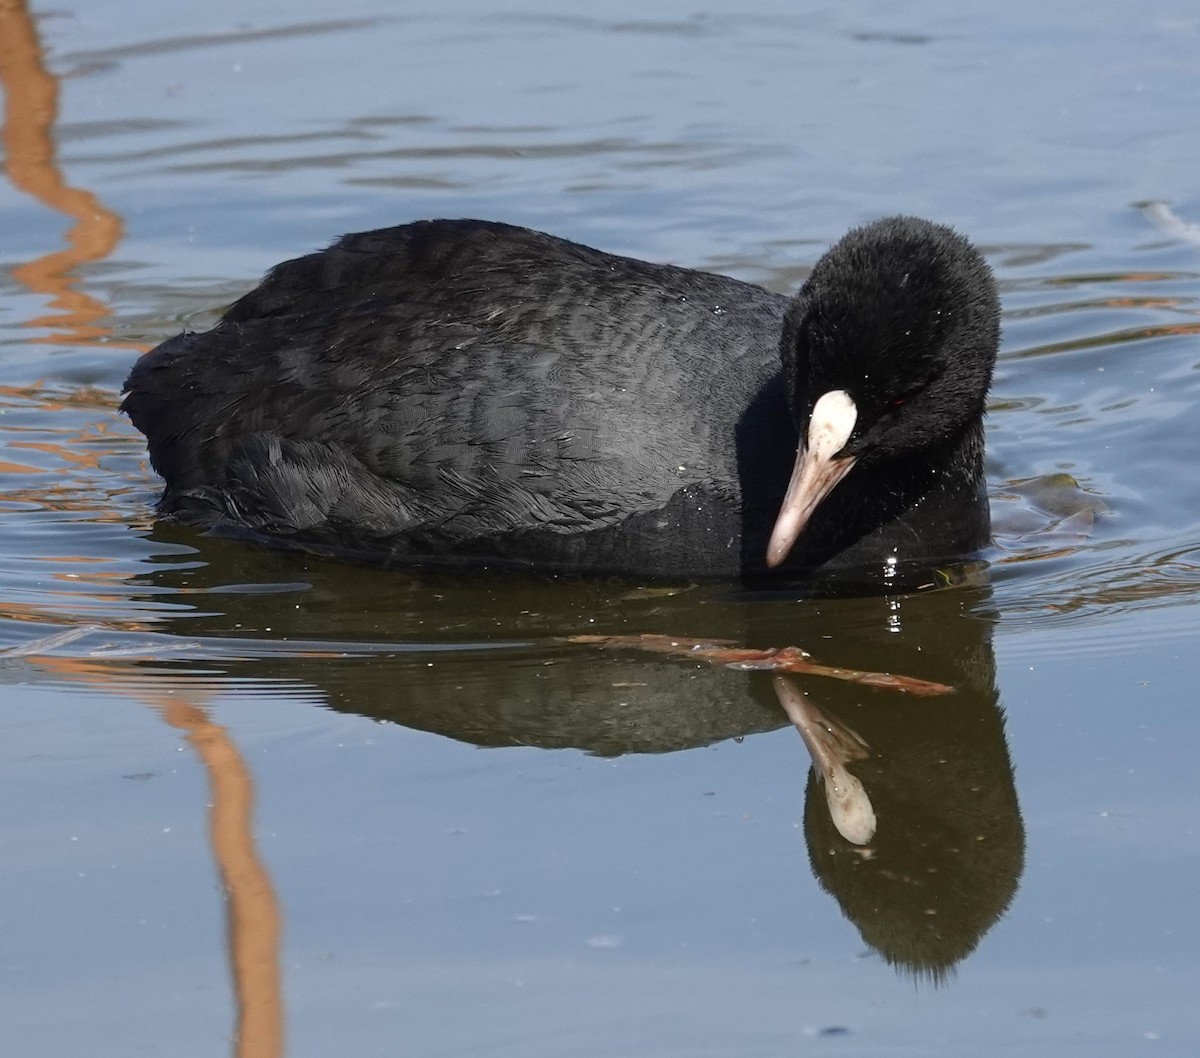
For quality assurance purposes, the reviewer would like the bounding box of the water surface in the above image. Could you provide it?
[2,1,1200,1055]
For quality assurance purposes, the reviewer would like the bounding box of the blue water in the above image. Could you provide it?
[2,1,1199,1054]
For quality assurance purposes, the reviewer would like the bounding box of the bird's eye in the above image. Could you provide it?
[889,380,930,410]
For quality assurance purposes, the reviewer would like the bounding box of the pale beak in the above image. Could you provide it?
[766,389,858,568]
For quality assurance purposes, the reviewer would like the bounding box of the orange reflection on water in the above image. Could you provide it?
[161,698,286,1058]
[0,381,140,518]
[0,459,40,474]
[0,0,142,349]
[0,382,121,411]
[33,654,286,1058]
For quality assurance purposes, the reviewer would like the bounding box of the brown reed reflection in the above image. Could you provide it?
[29,652,285,1058]
[160,698,286,1058]
[0,0,141,348]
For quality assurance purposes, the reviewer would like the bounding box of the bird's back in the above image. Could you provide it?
[123,220,791,575]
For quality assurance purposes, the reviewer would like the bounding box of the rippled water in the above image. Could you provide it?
[3,1,1200,1055]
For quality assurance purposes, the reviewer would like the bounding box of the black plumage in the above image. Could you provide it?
[122,216,999,581]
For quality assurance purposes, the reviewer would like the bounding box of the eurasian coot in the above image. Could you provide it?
[122,216,999,582]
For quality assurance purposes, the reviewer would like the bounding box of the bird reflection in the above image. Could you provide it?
[119,534,1024,980]
[774,676,876,845]
[792,613,1024,983]
[3,515,1024,987]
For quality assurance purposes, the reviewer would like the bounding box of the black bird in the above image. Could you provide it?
[122,216,999,583]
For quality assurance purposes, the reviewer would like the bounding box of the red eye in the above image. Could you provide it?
[891,396,907,408]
